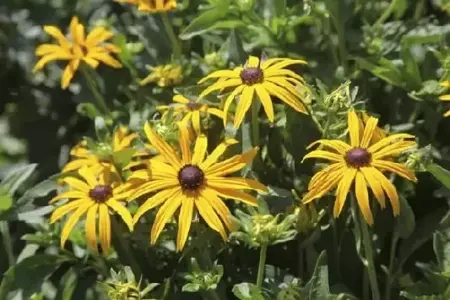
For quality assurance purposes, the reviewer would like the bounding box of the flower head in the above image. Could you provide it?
[50,167,133,253]
[130,122,266,251]
[302,110,417,224]
[439,80,450,117]
[140,64,183,87]
[63,126,137,174]
[117,0,177,13]
[33,16,122,89]
[198,55,308,128]
[157,94,224,134]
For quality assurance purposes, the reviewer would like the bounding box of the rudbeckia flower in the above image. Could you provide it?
[157,94,224,134]
[33,16,122,89]
[50,167,133,254]
[130,122,266,251]
[140,64,183,87]
[63,126,137,174]
[198,55,308,128]
[439,80,450,117]
[117,0,177,13]
[302,110,417,224]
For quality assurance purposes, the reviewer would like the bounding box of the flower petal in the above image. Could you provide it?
[133,187,180,223]
[192,135,208,165]
[333,168,357,217]
[207,177,266,192]
[144,121,182,169]
[60,201,92,248]
[98,204,111,254]
[355,171,374,225]
[176,195,194,251]
[234,86,254,128]
[107,199,133,231]
[196,194,227,240]
[347,110,360,147]
[85,204,98,252]
[150,189,183,244]
[360,116,379,148]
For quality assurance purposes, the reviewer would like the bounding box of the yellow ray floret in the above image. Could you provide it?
[33,16,122,89]
[50,167,134,254]
[130,122,266,251]
[116,0,177,13]
[198,55,308,128]
[302,110,417,225]
[439,80,450,117]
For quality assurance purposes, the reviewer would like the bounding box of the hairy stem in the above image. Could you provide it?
[256,243,268,288]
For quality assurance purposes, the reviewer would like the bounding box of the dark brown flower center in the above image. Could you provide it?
[89,185,113,202]
[186,102,202,111]
[178,164,205,191]
[345,148,372,168]
[240,67,264,85]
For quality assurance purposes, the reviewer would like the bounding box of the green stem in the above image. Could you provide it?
[329,206,341,279]
[110,217,142,280]
[161,13,181,59]
[204,290,221,300]
[0,221,14,266]
[251,100,260,147]
[327,0,349,74]
[256,243,268,288]
[374,0,399,27]
[352,196,380,300]
[384,230,399,300]
[80,67,110,117]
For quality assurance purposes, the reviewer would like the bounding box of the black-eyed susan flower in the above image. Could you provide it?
[439,80,450,117]
[198,55,308,128]
[33,16,122,89]
[157,94,224,134]
[130,122,266,251]
[63,126,137,174]
[50,167,133,254]
[136,0,177,13]
[302,110,417,224]
[140,64,183,87]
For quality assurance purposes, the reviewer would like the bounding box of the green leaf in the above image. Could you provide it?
[273,0,287,16]
[76,103,101,120]
[354,57,404,88]
[427,163,450,189]
[392,0,407,18]
[302,251,330,299]
[0,163,37,195]
[0,254,73,299]
[232,283,264,300]
[228,29,247,65]
[434,225,450,273]
[400,44,422,90]
[113,148,136,168]
[0,188,13,211]
[182,283,201,293]
[397,195,416,239]
[179,1,233,40]
[54,268,78,300]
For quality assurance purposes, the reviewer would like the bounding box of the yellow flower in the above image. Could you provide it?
[140,64,183,87]
[50,167,133,254]
[137,0,177,13]
[439,80,450,117]
[63,126,137,174]
[157,94,224,134]
[359,111,386,144]
[302,110,417,224]
[33,16,122,89]
[130,122,266,251]
[198,55,308,128]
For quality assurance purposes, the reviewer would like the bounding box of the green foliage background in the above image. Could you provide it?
[1,0,450,299]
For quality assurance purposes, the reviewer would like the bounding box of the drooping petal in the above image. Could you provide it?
[263,81,307,113]
[212,187,258,207]
[303,169,344,203]
[131,179,179,200]
[50,198,88,223]
[61,59,80,89]
[234,86,254,128]
[178,122,192,164]
[196,194,227,240]
[360,167,386,208]
[199,78,242,99]
[371,160,417,182]
[49,190,86,204]
[60,201,92,248]
[367,134,415,154]
[307,139,351,155]
[61,177,91,193]
[371,141,416,160]
[355,171,374,225]
[302,150,344,163]
[176,195,194,251]
[360,116,378,148]
[308,163,346,190]
[85,204,98,252]
[150,189,183,244]
[197,70,240,84]
[191,111,201,134]
[333,168,357,218]
[144,121,182,169]
[206,177,266,192]
[222,85,245,126]
[106,199,133,231]
[205,147,258,177]
[370,167,399,215]
[200,138,239,170]
[133,187,180,224]
[98,204,111,254]
[201,188,234,229]
[192,135,208,165]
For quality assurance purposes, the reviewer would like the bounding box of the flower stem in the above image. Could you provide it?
[0,221,14,266]
[326,0,349,74]
[161,13,181,59]
[110,216,142,280]
[256,243,268,289]
[352,197,380,300]
[80,67,110,118]
[374,0,399,27]
[251,100,260,147]
[384,229,399,300]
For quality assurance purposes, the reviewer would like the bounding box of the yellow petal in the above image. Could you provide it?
[178,122,192,165]
[144,122,182,169]
[200,138,238,170]
[255,84,274,123]
[302,150,344,163]
[368,133,415,154]
[49,190,86,204]
[360,167,386,208]
[196,194,227,240]
[87,52,122,68]
[307,139,351,154]
[205,147,258,177]
[347,110,360,147]
[85,27,114,48]
[61,177,91,192]
[206,177,266,192]
[371,141,416,160]
[192,135,208,165]
[106,199,133,231]
[176,195,194,251]
[61,59,80,89]
[85,204,98,252]
[32,52,73,72]
[222,85,245,126]
[303,169,344,203]
[43,26,71,49]
[197,69,240,84]
[35,44,65,56]
[98,204,111,254]
[355,171,374,225]
[50,198,87,223]
[263,81,307,113]
[333,168,357,218]
[308,163,346,190]
[234,86,255,128]
[150,190,182,244]
[60,201,92,248]
[78,166,97,188]
[371,160,417,182]
[192,111,201,134]
[131,179,179,200]
[199,78,242,99]
[201,188,234,229]
[370,167,399,215]
[133,187,180,224]
[212,187,258,207]
[360,116,378,148]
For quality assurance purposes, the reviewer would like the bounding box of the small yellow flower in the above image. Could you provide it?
[439,80,450,117]
[157,94,224,134]
[130,122,266,251]
[198,55,308,128]
[302,110,417,224]
[33,16,122,89]
[140,64,183,87]
[137,0,177,13]
[63,126,137,174]
[50,167,133,254]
